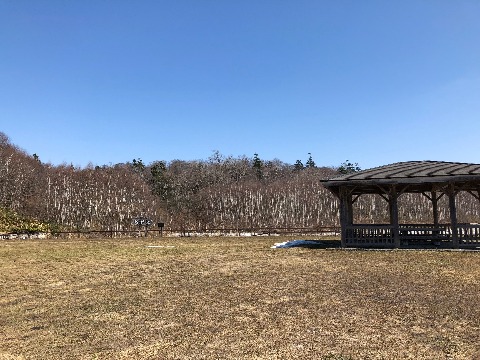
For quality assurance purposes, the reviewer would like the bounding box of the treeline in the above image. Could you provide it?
[0,133,158,232]
[1,132,479,233]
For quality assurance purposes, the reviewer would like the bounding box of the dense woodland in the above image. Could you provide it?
[1,131,479,234]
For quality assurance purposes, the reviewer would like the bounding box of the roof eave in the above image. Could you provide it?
[322,175,480,188]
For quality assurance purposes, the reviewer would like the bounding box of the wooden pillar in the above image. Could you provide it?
[431,191,439,229]
[347,196,354,226]
[448,184,459,248]
[389,186,400,248]
[339,187,348,247]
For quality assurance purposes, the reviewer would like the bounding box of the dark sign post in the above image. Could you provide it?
[132,217,153,237]
[158,222,164,237]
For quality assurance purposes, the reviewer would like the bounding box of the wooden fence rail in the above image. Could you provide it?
[0,226,341,239]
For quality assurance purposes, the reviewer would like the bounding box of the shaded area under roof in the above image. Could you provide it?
[321,161,480,195]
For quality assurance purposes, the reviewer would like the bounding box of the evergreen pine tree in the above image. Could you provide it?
[252,153,263,180]
[306,153,316,168]
[338,160,361,174]
[294,160,304,171]
[132,158,146,174]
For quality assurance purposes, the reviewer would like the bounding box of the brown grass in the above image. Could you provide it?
[1,236,480,359]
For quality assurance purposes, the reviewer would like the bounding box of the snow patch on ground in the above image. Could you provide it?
[0,232,48,240]
[271,240,323,248]
[168,231,281,237]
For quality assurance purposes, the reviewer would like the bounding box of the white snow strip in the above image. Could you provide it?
[146,245,175,248]
[271,240,321,248]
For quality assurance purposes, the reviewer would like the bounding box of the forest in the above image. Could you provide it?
[1,131,479,234]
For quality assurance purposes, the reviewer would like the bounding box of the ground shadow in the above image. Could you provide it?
[272,239,480,251]
[272,239,341,249]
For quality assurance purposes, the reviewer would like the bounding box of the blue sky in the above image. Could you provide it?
[1,1,480,170]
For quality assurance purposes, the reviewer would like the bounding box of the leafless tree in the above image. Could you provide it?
[2,135,479,234]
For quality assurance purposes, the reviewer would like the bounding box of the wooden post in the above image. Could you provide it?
[339,187,348,247]
[346,192,354,226]
[448,184,459,248]
[431,190,442,243]
[389,186,400,248]
[431,191,439,229]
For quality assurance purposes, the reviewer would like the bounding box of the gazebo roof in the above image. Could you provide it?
[322,161,480,194]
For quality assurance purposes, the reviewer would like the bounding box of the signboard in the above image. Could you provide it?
[132,217,164,237]
[132,217,153,227]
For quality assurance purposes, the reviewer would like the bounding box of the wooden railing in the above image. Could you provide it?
[458,224,480,246]
[345,223,480,248]
[399,224,451,243]
[345,225,394,247]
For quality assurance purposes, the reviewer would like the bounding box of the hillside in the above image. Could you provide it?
[1,131,479,234]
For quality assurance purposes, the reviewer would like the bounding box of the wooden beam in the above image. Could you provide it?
[428,186,446,204]
[352,194,361,204]
[376,185,390,195]
[378,193,389,203]
[398,185,410,197]
[422,192,432,201]
[467,190,480,202]
[347,186,358,196]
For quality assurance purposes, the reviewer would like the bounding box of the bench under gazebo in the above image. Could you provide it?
[321,161,480,248]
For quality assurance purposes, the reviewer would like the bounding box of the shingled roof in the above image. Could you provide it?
[322,161,480,194]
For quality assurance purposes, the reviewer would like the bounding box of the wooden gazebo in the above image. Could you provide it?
[321,161,480,248]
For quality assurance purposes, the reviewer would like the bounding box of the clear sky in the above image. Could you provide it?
[1,1,480,170]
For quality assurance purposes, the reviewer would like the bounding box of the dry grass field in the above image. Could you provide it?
[1,236,480,359]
